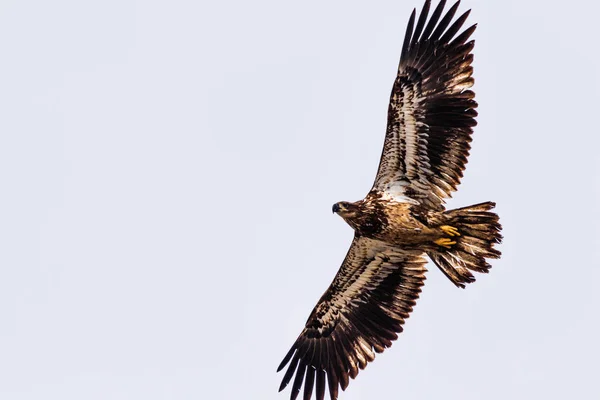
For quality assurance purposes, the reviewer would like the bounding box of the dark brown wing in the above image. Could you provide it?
[277,236,427,400]
[372,0,478,210]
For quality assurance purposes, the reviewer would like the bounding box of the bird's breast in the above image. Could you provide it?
[360,201,430,245]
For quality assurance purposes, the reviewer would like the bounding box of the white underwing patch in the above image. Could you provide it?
[381,181,420,205]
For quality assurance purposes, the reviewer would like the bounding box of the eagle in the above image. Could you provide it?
[277,1,502,400]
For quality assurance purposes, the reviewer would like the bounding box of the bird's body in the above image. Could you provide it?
[277,2,503,400]
[335,191,436,247]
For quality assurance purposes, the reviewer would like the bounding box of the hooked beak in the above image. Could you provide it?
[332,203,341,214]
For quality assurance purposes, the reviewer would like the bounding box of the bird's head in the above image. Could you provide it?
[332,201,359,220]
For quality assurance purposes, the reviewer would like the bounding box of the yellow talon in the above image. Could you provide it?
[440,225,460,237]
[434,238,457,249]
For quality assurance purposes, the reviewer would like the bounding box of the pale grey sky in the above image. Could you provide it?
[1,0,599,399]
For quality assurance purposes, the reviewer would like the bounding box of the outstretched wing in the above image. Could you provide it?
[372,0,478,210]
[277,236,427,400]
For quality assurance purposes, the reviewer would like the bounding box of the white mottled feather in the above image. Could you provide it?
[381,181,420,204]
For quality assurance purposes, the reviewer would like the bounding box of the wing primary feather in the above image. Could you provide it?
[400,8,416,62]
[331,332,351,389]
[327,368,339,400]
[319,337,329,370]
[430,0,460,41]
[419,38,473,77]
[421,0,446,40]
[279,355,300,392]
[325,338,338,383]
[439,9,471,44]
[324,335,331,371]
[290,360,307,400]
[295,339,312,362]
[444,43,475,66]
[303,366,316,400]
[316,369,326,400]
[278,346,296,372]
[411,0,431,46]
[330,339,349,392]
[303,340,317,367]
[314,338,324,370]
[449,23,477,47]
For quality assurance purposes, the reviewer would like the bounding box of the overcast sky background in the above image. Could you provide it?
[1,0,599,399]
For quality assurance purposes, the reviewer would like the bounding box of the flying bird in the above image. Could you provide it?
[277,1,502,400]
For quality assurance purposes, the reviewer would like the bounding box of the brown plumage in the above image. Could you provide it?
[277,1,502,400]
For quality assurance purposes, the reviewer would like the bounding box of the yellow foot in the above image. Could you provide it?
[434,238,457,249]
[440,225,460,237]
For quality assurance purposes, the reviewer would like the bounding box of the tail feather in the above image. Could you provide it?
[428,201,502,288]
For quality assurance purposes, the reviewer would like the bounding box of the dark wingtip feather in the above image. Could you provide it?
[277,346,296,372]
[316,369,326,400]
[290,360,307,400]
[439,9,471,44]
[430,0,460,41]
[327,369,339,400]
[303,366,316,400]
[400,8,417,62]
[279,355,300,392]
[450,23,477,47]
[421,0,446,40]
[411,0,431,45]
